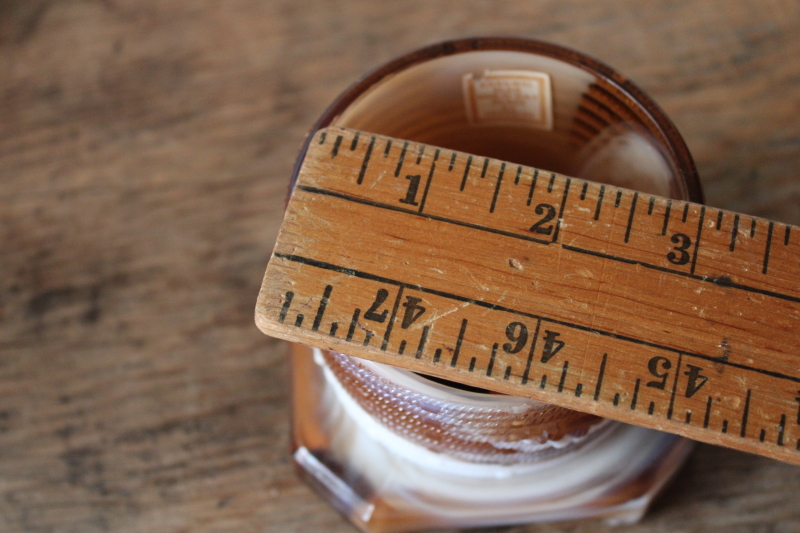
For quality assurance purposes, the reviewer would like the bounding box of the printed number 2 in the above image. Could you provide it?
[667,233,692,265]
[530,203,556,235]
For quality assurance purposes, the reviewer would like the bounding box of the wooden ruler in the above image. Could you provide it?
[256,126,800,466]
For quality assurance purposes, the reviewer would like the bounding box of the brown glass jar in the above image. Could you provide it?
[287,37,701,533]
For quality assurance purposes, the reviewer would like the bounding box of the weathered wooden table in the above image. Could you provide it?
[1,1,799,532]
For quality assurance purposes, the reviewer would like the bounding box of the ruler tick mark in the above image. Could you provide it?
[785,225,791,246]
[448,152,457,171]
[312,285,332,331]
[489,163,506,213]
[552,178,571,243]
[381,287,405,350]
[363,331,374,346]
[704,396,713,428]
[540,374,547,389]
[329,322,338,337]
[690,207,706,275]
[759,429,766,442]
[504,366,512,380]
[614,190,622,208]
[648,402,656,415]
[332,135,343,158]
[433,348,441,363]
[613,393,620,406]
[575,383,583,397]
[398,340,406,355]
[547,173,556,193]
[682,203,690,223]
[487,343,498,376]
[662,200,672,235]
[346,309,360,342]
[731,214,740,251]
[558,361,569,392]
[624,192,638,243]
[383,139,392,157]
[416,326,430,359]
[416,144,425,164]
[594,185,605,220]
[716,210,724,230]
[750,218,757,238]
[594,353,608,401]
[777,414,785,445]
[480,158,489,178]
[648,196,655,215]
[357,136,375,184]
[469,357,476,371]
[631,379,641,410]
[763,221,774,274]
[450,319,468,367]
[350,132,359,150]
[417,149,439,214]
[685,411,692,424]
[394,142,409,176]
[318,132,326,144]
[294,314,304,327]
[521,320,542,385]
[527,170,539,206]
[279,291,294,323]
[515,166,522,185]
[722,420,729,433]
[741,389,752,438]
[580,181,588,200]
[460,155,473,191]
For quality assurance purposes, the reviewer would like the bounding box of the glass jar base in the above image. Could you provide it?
[291,345,694,533]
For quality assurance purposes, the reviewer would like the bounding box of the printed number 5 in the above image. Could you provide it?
[667,233,692,265]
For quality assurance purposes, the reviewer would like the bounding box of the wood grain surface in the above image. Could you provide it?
[1,1,799,532]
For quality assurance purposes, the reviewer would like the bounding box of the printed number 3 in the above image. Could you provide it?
[667,233,692,265]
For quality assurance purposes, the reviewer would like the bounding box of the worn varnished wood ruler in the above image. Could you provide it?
[256,126,800,466]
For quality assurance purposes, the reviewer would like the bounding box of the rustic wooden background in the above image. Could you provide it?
[1,1,799,532]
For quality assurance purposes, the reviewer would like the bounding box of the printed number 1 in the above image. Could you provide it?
[399,175,421,206]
